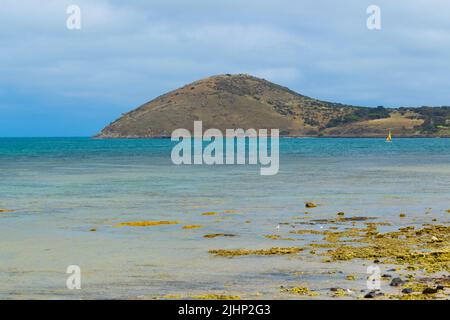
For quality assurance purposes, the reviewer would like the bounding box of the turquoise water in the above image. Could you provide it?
[0,138,449,299]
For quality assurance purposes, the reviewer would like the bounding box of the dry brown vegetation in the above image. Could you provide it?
[97,74,450,138]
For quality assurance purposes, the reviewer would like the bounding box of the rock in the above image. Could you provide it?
[182,225,203,229]
[390,277,406,287]
[364,291,384,298]
[117,220,179,227]
[364,291,376,298]
[208,247,303,257]
[422,287,438,294]
[305,202,317,208]
[0,209,15,213]
[203,233,236,239]
[402,288,413,294]
[284,286,319,296]
[436,285,444,291]
[431,236,442,242]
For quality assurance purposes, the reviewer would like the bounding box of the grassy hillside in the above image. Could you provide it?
[97,74,450,138]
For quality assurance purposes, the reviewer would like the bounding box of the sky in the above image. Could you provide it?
[1,0,450,137]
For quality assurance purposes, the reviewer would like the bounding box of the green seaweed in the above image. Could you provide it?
[209,247,303,257]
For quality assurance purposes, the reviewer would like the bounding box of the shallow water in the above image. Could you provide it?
[0,138,449,299]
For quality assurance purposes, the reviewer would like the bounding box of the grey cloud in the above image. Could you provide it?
[1,0,450,117]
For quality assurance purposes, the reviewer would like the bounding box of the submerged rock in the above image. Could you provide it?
[321,224,450,274]
[331,288,348,297]
[264,234,295,241]
[402,288,413,294]
[202,211,241,216]
[390,277,406,287]
[305,202,317,208]
[203,233,236,238]
[209,247,303,257]
[202,212,219,216]
[283,286,319,296]
[0,209,15,213]
[191,294,241,300]
[364,291,384,298]
[182,225,203,229]
[422,287,438,294]
[117,220,179,227]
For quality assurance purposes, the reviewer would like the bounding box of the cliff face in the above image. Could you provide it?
[96,74,450,138]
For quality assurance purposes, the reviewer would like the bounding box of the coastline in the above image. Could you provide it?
[93,134,450,139]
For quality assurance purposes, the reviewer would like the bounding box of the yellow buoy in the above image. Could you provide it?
[386,130,392,142]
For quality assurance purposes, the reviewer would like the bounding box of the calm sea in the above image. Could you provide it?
[0,138,449,299]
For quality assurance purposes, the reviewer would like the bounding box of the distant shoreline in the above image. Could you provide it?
[93,135,450,139]
[2,136,450,139]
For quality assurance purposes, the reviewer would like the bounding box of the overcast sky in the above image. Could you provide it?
[1,0,450,136]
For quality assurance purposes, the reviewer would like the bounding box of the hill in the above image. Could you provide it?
[96,74,450,138]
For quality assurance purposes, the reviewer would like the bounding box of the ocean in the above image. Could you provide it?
[0,137,449,299]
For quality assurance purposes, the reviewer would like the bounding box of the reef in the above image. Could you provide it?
[160,293,241,300]
[264,234,295,241]
[203,233,236,238]
[282,286,319,296]
[209,247,303,257]
[190,294,241,300]
[202,210,240,216]
[182,225,203,229]
[0,208,15,213]
[310,224,450,273]
[110,204,449,300]
[116,220,179,227]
